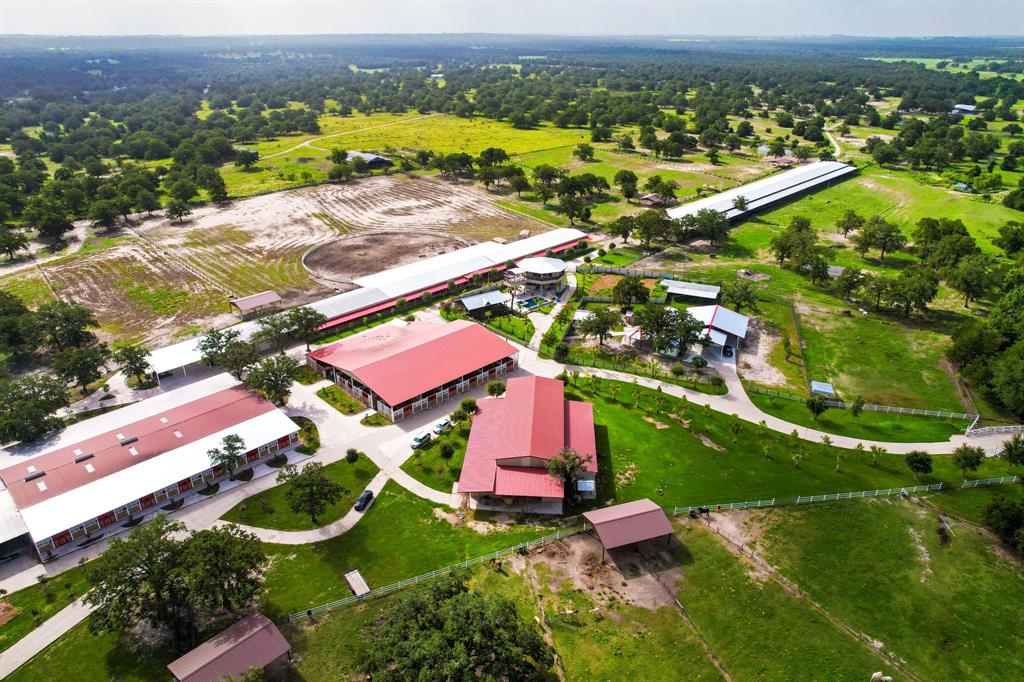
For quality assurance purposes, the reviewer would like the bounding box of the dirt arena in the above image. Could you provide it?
[303,231,468,284]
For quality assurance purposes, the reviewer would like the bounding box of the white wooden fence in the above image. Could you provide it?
[288,524,587,622]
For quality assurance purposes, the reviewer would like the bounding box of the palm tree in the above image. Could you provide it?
[869,445,886,467]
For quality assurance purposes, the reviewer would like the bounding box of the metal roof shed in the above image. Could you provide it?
[460,290,511,313]
[583,499,673,556]
[229,291,281,317]
[167,613,290,682]
[810,381,836,397]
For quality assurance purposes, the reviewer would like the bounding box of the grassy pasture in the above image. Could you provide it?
[675,523,911,681]
[760,499,1024,681]
[735,164,1020,253]
[569,377,1013,522]
[747,390,970,442]
[258,481,547,619]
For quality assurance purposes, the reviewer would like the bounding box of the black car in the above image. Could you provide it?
[354,490,374,512]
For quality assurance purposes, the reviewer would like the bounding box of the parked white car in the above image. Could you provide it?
[432,418,452,435]
[411,432,432,449]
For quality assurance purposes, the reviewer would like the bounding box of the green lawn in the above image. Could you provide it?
[737,164,1022,253]
[220,457,378,531]
[748,389,971,442]
[0,563,92,654]
[5,621,173,682]
[483,313,535,344]
[590,245,645,267]
[675,523,911,681]
[760,499,1024,681]
[570,377,1014,523]
[315,385,366,415]
[258,481,549,619]
[400,423,469,492]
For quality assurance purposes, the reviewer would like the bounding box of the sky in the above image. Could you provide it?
[1,0,1022,38]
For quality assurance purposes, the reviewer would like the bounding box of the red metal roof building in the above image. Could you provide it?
[457,376,596,514]
[0,374,299,562]
[583,499,674,553]
[306,320,519,422]
[167,612,291,682]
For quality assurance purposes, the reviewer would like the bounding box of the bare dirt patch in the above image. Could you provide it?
[40,240,231,346]
[527,533,682,611]
[615,462,638,487]
[643,415,670,429]
[303,175,532,242]
[696,433,726,452]
[24,174,536,348]
[305,231,467,284]
[0,601,17,626]
[907,527,933,582]
[432,507,509,535]
[738,319,789,388]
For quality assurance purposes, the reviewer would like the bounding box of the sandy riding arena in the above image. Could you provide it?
[303,231,468,284]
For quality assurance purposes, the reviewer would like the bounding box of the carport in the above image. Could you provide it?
[583,498,674,560]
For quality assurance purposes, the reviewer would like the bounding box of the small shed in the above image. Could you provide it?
[660,279,720,303]
[167,613,291,682]
[459,290,511,316]
[639,192,678,207]
[810,380,836,398]
[346,151,393,169]
[583,498,674,558]
[344,569,371,596]
[230,291,281,319]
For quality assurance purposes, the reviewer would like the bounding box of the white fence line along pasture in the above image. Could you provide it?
[961,475,1020,488]
[746,385,977,421]
[290,475,1020,622]
[288,524,588,622]
[965,424,1024,436]
[794,483,942,503]
[578,265,675,280]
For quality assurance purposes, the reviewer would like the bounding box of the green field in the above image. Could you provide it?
[258,481,548,619]
[675,523,909,680]
[748,389,971,442]
[219,457,379,530]
[315,384,366,415]
[736,164,1022,253]
[760,499,1024,681]
[570,377,1013,521]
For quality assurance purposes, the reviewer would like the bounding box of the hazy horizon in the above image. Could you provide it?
[2,1,1022,39]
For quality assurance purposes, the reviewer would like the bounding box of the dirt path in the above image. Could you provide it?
[824,125,844,159]
[261,113,440,159]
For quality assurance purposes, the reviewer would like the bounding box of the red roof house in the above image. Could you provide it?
[307,320,519,422]
[457,376,596,513]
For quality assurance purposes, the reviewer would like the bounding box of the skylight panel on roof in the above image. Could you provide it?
[84,464,95,473]
[36,481,47,491]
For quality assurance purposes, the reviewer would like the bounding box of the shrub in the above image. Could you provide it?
[608,242,616,249]
[691,356,708,368]
[710,375,725,387]
[583,256,591,263]
[555,343,570,362]
[670,363,686,377]
[460,398,477,414]
[597,248,606,256]
[486,380,506,396]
